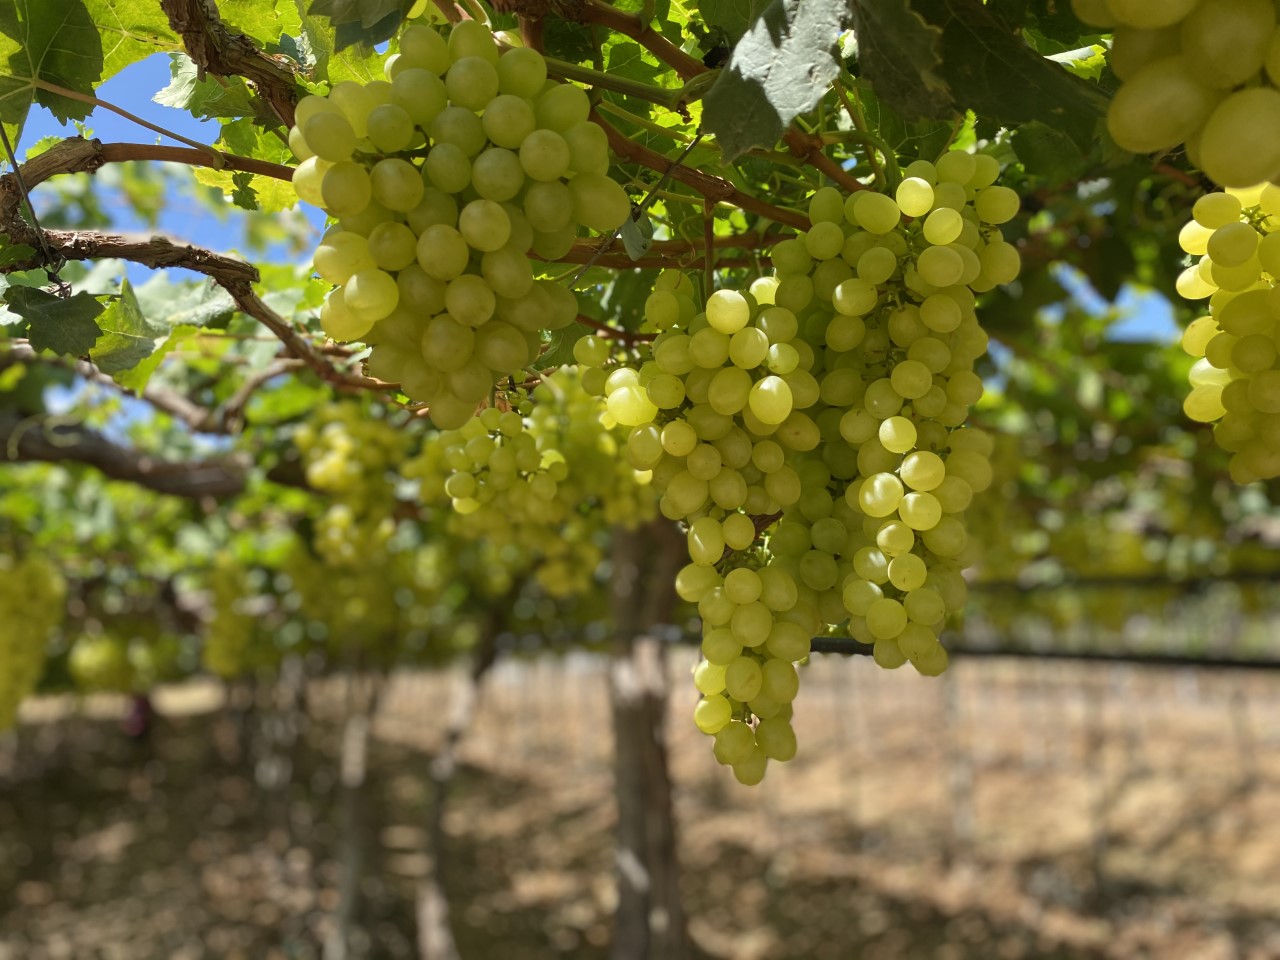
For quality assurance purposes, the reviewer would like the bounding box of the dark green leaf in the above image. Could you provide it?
[7,288,104,355]
[114,323,199,393]
[850,0,952,120]
[0,0,104,135]
[911,0,1107,150]
[699,0,770,43]
[0,236,36,269]
[90,279,165,375]
[132,275,237,330]
[538,320,591,371]
[310,0,408,50]
[1011,121,1091,182]
[703,0,851,161]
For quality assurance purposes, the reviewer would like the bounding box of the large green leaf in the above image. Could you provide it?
[85,0,178,78]
[6,287,104,355]
[898,0,1107,150]
[90,278,166,375]
[114,322,200,393]
[0,0,104,136]
[850,0,951,120]
[703,0,851,161]
[154,54,258,120]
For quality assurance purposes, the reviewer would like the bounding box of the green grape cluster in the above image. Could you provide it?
[0,553,66,729]
[288,19,634,427]
[67,634,136,692]
[1174,181,1280,481]
[604,152,1016,783]
[202,552,258,678]
[1086,0,1280,187]
[408,366,656,597]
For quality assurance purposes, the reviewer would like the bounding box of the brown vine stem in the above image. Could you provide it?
[575,314,656,343]
[577,0,707,79]
[592,112,810,230]
[33,80,225,164]
[161,0,301,128]
[98,143,296,182]
[782,127,864,194]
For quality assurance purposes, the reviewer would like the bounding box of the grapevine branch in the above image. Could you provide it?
[591,112,810,230]
[0,139,387,393]
[160,0,302,128]
[1,341,215,432]
[0,410,250,500]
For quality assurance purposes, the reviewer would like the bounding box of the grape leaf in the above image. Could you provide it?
[909,0,1107,149]
[702,0,851,161]
[0,0,104,137]
[84,0,178,78]
[132,274,237,330]
[698,0,770,43]
[114,323,199,393]
[0,236,35,269]
[309,0,409,50]
[7,287,104,355]
[154,54,258,120]
[90,279,165,375]
[850,0,952,120]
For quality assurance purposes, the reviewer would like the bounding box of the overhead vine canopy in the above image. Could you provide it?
[0,0,1277,783]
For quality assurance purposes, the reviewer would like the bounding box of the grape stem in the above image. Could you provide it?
[575,313,656,343]
[575,0,708,80]
[831,78,896,188]
[592,112,811,230]
[569,130,707,284]
[33,80,227,166]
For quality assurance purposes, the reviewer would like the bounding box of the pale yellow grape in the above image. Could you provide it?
[416,224,470,280]
[519,129,572,181]
[899,492,943,531]
[425,143,471,193]
[724,656,763,702]
[607,384,659,426]
[474,322,531,372]
[366,103,415,153]
[1106,0,1196,29]
[842,578,882,617]
[369,158,424,212]
[873,639,907,668]
[916,245,964,287]
[497,46,547,97]
[732,747,768,786]
[1184,385,1227,422]
[1176,264,1217,299]
[923,207,963,245]
[694,660,727,696]
[1247,369,1280,412]
[367,222,418,271]
[760,659,799,703]
[345,269,399,322]
[850,191,901,234]
[832,278,879,316]
[315,231,375,283]
[424,314,475,371]
[731,602,772,647]
[713,721,755,765]
[1180,0,1275,89]
[879,416,917,454]
[904,587,946,626]
[729,327,769,368]
[859,472,905,517]
[303,111,356,161]
[858,246,898,284]
[945,449,993,492]
[876,519,915,556]
[1200,88,1280,188]
[320,288,374,341]
[748,376,794,425]
[328,81,375,137]
[866,598,907,640]
[321,162,373,217]
[707,289,751,334]
[563,121,610,175]
[895,177,935,217]
[1232,335,1277,374]
[662,420,698,456]
[569,173,631,234]
[694,695,732,734]
[472,147,525,202]
[922,516,968,557]
[805,221,845,260]
[1194,192,1243,229]
[390,68,447,125]
[890,359,934,399]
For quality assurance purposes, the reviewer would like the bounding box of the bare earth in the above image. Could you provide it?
[3,652,1280,959]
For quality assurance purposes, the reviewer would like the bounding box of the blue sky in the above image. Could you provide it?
[18,53,323,271]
